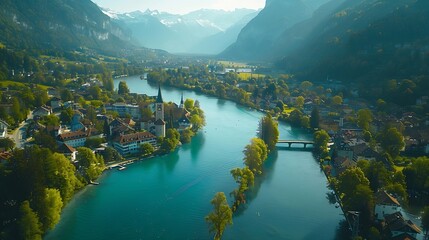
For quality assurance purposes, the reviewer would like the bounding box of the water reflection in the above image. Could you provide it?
[233,150,279,217]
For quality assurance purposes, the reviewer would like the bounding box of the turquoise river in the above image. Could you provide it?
[45,76,344,240]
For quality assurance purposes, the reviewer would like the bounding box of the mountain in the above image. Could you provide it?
[277,0,429,83]
[189,11,259,55]
[220,0,331,60]
[106,8,258,54]
[0,0,133,53]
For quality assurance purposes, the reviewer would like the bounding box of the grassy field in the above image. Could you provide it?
[237,72,265,80]
[218,61,250,68]
[0,80,50,90]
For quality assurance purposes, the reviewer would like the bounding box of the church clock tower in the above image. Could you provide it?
[155,85,166,137]
[155,85,164,121]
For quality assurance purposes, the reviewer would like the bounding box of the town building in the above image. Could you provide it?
[0,120,9,138]
[374,191,402,221]
[113,131,157,156]
[33,105,52,118]
[384,212,421,239]
[154,85,166,137]
[105,102,141,120]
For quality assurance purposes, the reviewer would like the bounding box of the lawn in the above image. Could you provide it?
[237,72,265,80]
[0,80,50,90]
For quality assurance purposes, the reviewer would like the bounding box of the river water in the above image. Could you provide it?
[45,76,343,240]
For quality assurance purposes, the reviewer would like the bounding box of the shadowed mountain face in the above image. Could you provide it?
[0,0,133,53]
[277,0,429,82]
[107,9,259,54]
[221,0,429,86]
[220,0,330,60]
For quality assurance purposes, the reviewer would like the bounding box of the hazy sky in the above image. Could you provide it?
[92,0,265,14]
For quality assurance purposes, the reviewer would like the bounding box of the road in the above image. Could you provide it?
[8,112,32,149]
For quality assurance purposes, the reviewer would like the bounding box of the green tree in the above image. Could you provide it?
[357,160,390,192]
[313,130,330,158]
[379,127,404,158]
[337,168,370,197]
[100,147,123,163]
[243,138,268,175]
[357,109,373,131]
[85,137,104,149]
[117,81,130,95]
[41,115,60,126]
[190,114,204,132]
[205,192,233,240]
[18,201,42,240]
[76,147,105,182]
[260,114,279,151]
[0,138,15,151]
[180,128,194,143]
[44,153,82,203]
[337,168,374,225]
[332,95,343,106]
[38,188,63,232]
[140,143,154,156]
[230,167,255,193]
[60,89,73,102]
[295,96,305,109]
[60,107,74,125]
[184,99,194,110]
[310,107,320,129]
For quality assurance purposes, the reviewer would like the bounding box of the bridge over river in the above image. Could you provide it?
[277,140,315,148]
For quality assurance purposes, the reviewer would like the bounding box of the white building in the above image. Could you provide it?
[105,103,141,120]
[0,120,9,138]
[57,130,88,148]
[113,131,157,156]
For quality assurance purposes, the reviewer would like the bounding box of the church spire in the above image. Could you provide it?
[179,92,184,109]
[156,84,163,103]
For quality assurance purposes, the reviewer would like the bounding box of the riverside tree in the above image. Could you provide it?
[76,147,105,182]
[205,192,233,240]
[230,167,254,211]
[260,114,279,151]
[243,138,268,175]
[18,201,42,240]
[313,129,330,159]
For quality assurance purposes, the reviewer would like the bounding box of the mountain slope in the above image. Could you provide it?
[220,0,330,60]
[189,11,259,55]
[0,0,132,52]
[279,0,429,82]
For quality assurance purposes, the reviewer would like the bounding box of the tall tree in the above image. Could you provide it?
[243,138,268,175]
[379,127,404,158]
[205,192,233,240]
[37,188,63,232]
[313,130,330,158]
[18,201,42,240]
[260,114,279,151]
[357,109,373,131]
[117,81,130,95]
[310,107,320,129]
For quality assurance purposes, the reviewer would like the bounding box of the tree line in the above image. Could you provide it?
[205,114,278,239]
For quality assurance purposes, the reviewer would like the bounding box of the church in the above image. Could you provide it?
[141,86,192,138]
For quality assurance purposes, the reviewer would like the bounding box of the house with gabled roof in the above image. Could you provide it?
[57,143,77,162]
[384,212,421,239]
[57,130,88,148]
[375,191,402,221]
[33,105,52,118]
